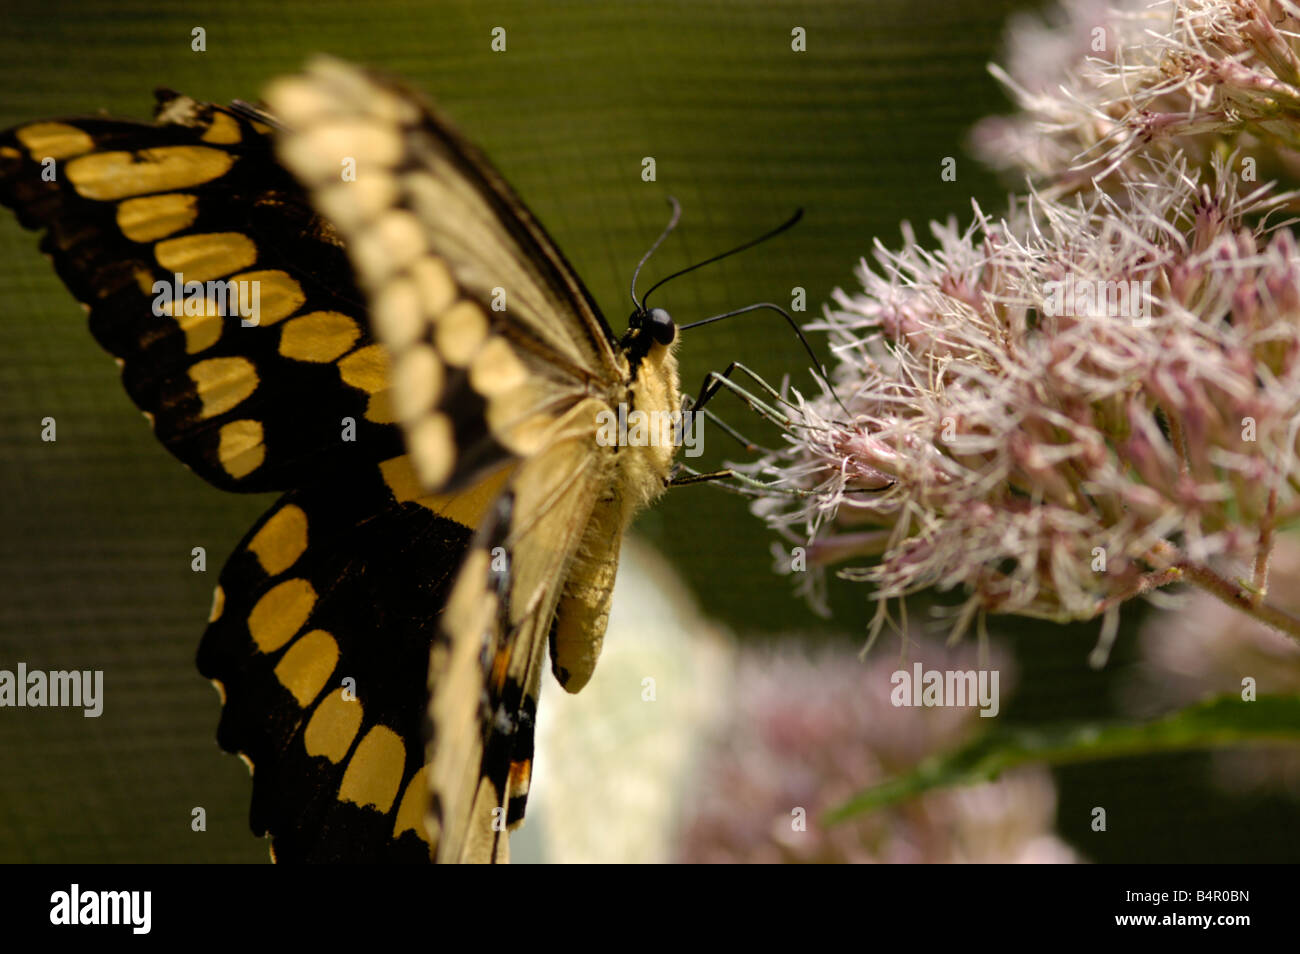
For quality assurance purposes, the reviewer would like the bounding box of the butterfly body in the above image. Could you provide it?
[551,322,681,694]
[1,58,686,862]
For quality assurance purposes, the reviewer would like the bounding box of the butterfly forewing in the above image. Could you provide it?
[266,58,625,490]
[0,95,403,492]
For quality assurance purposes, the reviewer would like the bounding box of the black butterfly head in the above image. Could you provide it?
[621,304,676,369]
[639,306,677,346]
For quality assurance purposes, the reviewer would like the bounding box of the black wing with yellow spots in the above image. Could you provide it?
[196,457,508,863]
[0,94,404,492]
[1,58,679,864]
[0,89,461,861]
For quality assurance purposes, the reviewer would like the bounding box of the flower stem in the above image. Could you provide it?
[1252,487,1278,604]
[1179,561,1300,646]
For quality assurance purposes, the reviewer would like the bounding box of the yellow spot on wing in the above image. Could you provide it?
[288,57,421,126]
[380,455,513,527]
[231,269,306,327]
[339,725,405,813]
[430,464,514,527]
[248,578,317,652]
[411,257,457,318]
[217,418,265,478]
[176,306,223,354]
[279,311,360,362]
[209,585,225,623]
[303,689,362,763]
[391,343,443,421]
[155,232,257,282]
[489,644,511,693]
[132,267,156,296]
[435,299,489,367]
[314,172,398,232]
[469,336,528,397]
[200,111,242,145]
[15,122,94,160]
[371,277,422,350]
[263,75,343,127]
[337,343,389,393]
[188,356,258,419]
[274,629,339,707]
[408,413,455,490]
[247,503,309,575]
[508,758,532,799]
[378,455,426,505]
[116,193,198,242]
[65,146,235,200]
[352,210,426,286]
[394,764,433,843]
[365,390,397,424]
[444,549,494,639]
[278,118,404,184]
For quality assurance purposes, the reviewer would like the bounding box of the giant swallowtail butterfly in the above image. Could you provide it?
[0,57,690,862]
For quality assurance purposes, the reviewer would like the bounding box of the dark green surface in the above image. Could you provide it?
[0,0,1294,862]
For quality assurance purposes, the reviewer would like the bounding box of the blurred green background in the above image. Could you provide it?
[0,0,1295,862]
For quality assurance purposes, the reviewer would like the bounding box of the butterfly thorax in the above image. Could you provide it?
[617,326,682,511]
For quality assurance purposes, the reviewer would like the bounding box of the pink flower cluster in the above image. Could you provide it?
[972,0,1300,192]
[742,155,1300,647]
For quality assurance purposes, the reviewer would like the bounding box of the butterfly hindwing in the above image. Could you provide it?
[196,454,514,861]
[430,402,616,861]
[0,93,403,493]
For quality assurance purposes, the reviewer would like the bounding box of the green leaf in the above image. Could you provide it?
[823,694,1300,825]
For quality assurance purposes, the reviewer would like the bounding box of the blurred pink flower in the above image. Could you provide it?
[674,640,1080,863]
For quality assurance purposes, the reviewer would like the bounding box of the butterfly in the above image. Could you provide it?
[0,56,692,862]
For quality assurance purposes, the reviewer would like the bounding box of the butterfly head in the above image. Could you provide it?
[637,306,677,346]
[620,305,678,373]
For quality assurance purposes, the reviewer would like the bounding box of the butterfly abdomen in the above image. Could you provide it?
[549,336,681,692]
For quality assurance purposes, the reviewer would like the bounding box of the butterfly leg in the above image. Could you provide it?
[669,365,795,493]
[671,364,886,497]
[686,361,798,425]
[668,467,736,487]
[667,462,831,496]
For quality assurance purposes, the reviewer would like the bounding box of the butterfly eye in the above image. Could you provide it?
[647,307,676,346]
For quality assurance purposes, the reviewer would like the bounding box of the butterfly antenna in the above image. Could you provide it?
[631,196,683,310]
[228,99,286,130]
[680,302,853,418]
[641,207,804,309]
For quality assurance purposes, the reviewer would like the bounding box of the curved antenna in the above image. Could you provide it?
[228,99,285,130]
[680,302,852,418]
[642,207,804,308]
[630,196,682,310]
